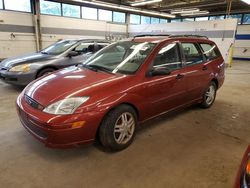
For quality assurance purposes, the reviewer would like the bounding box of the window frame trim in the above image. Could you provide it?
[179,41,206,67]
[198,42,221,62]
[148,41,184,72]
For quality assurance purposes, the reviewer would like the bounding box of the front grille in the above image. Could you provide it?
[19,107,48,140]
[24,95,43,110]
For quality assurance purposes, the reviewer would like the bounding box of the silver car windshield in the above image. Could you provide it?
[41,40,78,55]
[83,41,156,74]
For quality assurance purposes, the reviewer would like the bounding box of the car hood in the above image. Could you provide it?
[24,66,128,107]
[0,53,54,68]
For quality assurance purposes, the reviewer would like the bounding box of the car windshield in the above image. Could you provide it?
[41,40,78,55]
[83,41,156,74]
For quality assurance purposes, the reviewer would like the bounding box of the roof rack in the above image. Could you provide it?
[133,34,170,38]
[133,34,208,39]
[169,35,208,39]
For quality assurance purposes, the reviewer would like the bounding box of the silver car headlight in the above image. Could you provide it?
[43,97,89,115]
[9,64,31,73]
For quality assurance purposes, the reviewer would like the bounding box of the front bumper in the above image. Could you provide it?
[16,94,105,148]
[0,70,36,86]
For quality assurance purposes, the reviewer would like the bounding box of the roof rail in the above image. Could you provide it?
[133,34,170,38]
[169,35,208,39]
[133,34,208,39]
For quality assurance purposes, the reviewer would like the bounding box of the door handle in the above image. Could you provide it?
[176,74,184,80]
[202,66,208,71]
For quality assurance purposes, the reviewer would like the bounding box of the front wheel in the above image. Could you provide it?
[36,68,55,78]
[99,105,137,151]
[200,81,217,108]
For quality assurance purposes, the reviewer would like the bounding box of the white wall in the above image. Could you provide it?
[0,10,247,62]
[129,19,238,64]
[0,11,36,58]
[234,25,250,60]
[0,10,127,59]
[40,14,127,49]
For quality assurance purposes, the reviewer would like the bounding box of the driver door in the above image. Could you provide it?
[142,42,188,117]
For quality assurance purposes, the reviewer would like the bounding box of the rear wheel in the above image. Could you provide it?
[99,105,137,151]
[200,81,217,108]
[37,68,55,78]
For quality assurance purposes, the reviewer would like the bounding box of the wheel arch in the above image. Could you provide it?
[36,66,58,78]
[95,102,140,141]
[211,78,219,89]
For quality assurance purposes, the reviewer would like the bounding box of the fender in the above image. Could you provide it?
[93,92,151,122]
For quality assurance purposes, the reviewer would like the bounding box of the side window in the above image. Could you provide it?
[96,43,108,51]
[181,43,203,66]
[153,43,182,70]
[74,43,94,54]
[200,43,220,60]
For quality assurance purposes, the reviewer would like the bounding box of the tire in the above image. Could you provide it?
[200,81,217,108]
[36,68,55,78]
[99,105,137,151]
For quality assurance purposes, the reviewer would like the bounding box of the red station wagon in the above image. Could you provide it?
[16,35,225,151]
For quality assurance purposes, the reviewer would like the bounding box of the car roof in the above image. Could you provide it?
[61,39,110,43]
[130,35,214,44]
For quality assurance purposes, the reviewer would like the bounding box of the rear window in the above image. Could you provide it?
[199,43,221,60]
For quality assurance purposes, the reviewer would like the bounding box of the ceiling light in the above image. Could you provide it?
[74,0,175,18]
[240,0,250,5]
[171,8,200,14]
[181,11,209,16]
[131,0,162,6]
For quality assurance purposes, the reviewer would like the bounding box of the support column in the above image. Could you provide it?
[32,0,42,51]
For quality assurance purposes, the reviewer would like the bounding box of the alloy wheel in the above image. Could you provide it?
[113,112,135,145]
[205,85,216,105]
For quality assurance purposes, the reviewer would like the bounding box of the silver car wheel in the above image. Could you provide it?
[113,112,135,145]
[205,85,216,105]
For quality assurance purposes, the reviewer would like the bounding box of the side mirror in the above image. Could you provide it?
[68,51,79,58]
[147,67,171,77]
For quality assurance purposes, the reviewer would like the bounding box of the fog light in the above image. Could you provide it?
[72,121,85,128]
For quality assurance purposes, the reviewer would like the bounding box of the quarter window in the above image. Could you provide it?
[181,43,203,66]
[200,43,220,60]
[153,43,182,70]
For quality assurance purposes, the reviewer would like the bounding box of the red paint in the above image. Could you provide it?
[16,37,225,148]
[234,145,250,188]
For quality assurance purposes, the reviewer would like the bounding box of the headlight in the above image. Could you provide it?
[9,64,31,73]
[43,97,89,115]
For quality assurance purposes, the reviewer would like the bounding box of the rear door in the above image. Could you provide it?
[179,42,210,101]
[142,42,188,117]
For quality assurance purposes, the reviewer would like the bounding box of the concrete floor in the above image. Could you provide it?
[0,61,250,188]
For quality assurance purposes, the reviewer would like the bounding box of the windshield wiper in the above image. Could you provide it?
[80,64,98,72]
[83,64,113,74]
